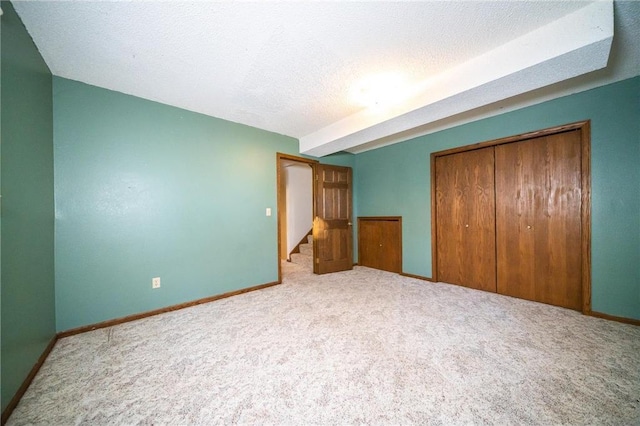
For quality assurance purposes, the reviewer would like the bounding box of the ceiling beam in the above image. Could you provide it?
[299,1,613,157]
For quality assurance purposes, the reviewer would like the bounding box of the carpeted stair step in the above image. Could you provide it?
[290,252,312,269]
[287,233,314,270]
[299,243,313,256]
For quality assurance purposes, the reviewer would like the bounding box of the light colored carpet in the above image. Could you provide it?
[7,261,640,425]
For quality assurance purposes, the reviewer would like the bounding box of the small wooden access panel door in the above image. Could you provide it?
[313,164,353,274]
[358,217,402,273]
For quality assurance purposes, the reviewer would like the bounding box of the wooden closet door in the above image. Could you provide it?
[495,130,582,310]
[435,148,496,292]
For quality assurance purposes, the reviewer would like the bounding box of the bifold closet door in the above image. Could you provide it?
[435,147,496,292]
[495,130,582,310]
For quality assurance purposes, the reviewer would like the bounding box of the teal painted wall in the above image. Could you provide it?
[356,77,640,320]
[53,77,300,331]
[1,0,56,411]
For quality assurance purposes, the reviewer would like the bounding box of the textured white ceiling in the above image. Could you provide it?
[12,1,639,155]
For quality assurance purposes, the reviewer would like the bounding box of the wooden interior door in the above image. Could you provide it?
[496,130,582,310]
[358,217,401,273]
[435,147,496,292]
[313,164,353,274]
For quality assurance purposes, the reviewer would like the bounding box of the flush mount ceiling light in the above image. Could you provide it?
[350,72,414,110]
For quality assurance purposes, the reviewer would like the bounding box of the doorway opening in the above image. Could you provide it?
[276,153,355,282]
[276,154,317,282]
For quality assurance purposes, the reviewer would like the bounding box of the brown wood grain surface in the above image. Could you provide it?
[435,147,497,292]
[314,164,353,274]
[358,217,401,273]
[432,123,589,313]
[496,130,582,310]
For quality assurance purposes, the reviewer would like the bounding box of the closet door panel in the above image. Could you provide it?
[435,148,496,292]
[533,131,582,310]
[495,142,536,301]
[496,130,582,310]
[358,220,381,269]
[379,220,401,273]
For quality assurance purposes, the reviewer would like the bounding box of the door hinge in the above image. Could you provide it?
[316,258,320,264]
[315,175,319,181]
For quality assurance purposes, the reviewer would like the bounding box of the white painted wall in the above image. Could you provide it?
[285,164,313,257]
